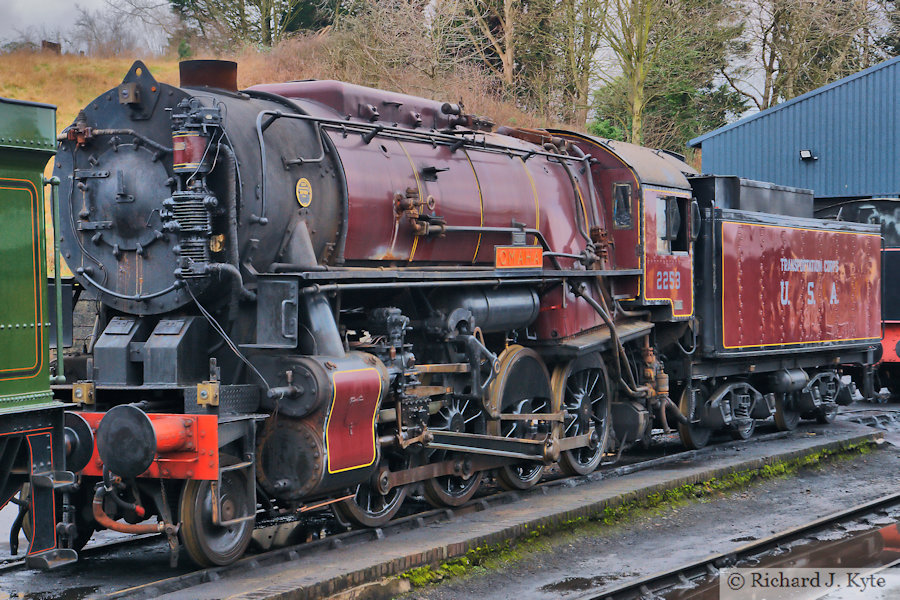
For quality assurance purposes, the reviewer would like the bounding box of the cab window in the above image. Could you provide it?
[659,196,689,253]
[613,183,633,229]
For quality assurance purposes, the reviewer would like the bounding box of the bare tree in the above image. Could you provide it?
[465,0,520,87]
[166,0,307,49]
[560,0,608,123]
[724,0,879,110]
[73,5,141,56]
[330,0,479,91]
[602,0,667,144]
[106,0,180,54]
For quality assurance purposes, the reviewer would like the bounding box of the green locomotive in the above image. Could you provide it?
[0,96,77,569]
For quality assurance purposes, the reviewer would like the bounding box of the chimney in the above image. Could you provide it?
[179,60,238,93]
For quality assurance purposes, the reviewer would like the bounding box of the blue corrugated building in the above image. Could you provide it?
[688,56,900,200]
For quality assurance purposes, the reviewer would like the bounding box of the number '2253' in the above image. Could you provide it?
[656,270,681,290]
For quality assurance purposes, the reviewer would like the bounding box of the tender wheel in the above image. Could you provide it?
[180,467,255,567]
[492,346,553,491]
[730,417,756,440]
[333,449,410,527]
[552,355,611,476]
[774,392,802,431]
[815,403,838,424]
[678,386,712,449]
[423,397,484,507]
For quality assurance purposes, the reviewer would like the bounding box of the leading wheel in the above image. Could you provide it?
[774,392,802,431]
[333,449,410,527]
[180,467,255,567]
[423,397,484,507]
[492,346,553,491]
[552,355,611,476]
[678,386,712,449]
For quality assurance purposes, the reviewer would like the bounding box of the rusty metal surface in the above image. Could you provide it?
[179,60,238,92]
[720,216,881,350]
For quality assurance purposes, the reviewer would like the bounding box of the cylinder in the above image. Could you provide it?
[172,131,211,174]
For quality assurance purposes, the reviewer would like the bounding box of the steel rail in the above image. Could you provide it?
[570,491,900,600]
[90,431,795,599]
[0,428,851,597]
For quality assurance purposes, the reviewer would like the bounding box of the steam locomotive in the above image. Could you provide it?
[45,60,880,566]
[0,96,80,569]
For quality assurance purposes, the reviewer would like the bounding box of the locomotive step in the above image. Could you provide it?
[23,548,78,571]
[30,470,77,491]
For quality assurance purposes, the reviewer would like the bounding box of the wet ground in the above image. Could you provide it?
[0,402,895,600]
[402,405,900,600]
[661,515,900,600]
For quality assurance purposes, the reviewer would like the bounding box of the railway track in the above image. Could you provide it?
[0,428,808,598]
[570,492,900,600]
[93,430,797,599]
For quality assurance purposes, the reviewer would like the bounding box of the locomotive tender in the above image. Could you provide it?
[48,60,881,566]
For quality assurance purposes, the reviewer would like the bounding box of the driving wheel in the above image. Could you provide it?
[773,391,802,431]
[423,397,485,507]
[552,354,611,476]
[333,448,410,527]
[492,346,553,491]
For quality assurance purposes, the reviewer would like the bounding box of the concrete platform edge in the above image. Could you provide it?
[238,431,883,600]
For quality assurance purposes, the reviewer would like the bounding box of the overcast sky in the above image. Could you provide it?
[0,0,114,44]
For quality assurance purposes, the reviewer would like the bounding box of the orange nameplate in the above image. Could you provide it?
[495,246,543,269]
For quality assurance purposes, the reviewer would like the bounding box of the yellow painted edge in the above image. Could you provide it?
[465,150,484,263]
[516,156,541,241]
[325,367,382,474]
[397,141,423,262]
[641,188,694,318]
[0,179,43,380]
[719,220,881,349]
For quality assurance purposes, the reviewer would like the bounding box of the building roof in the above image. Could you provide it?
[688,55,900,148]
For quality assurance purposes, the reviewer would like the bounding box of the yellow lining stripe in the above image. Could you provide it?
[516,157,541,237]
[642,187,694,318]
[720,220,881,348]
[720,220,881,237]
[325,368,382,474]
[396,141,424,262]
[556,133,644,302]
[0,179,44,381]
[465,150,484,262]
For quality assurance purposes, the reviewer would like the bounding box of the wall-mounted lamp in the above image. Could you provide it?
[799,149,818,161]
